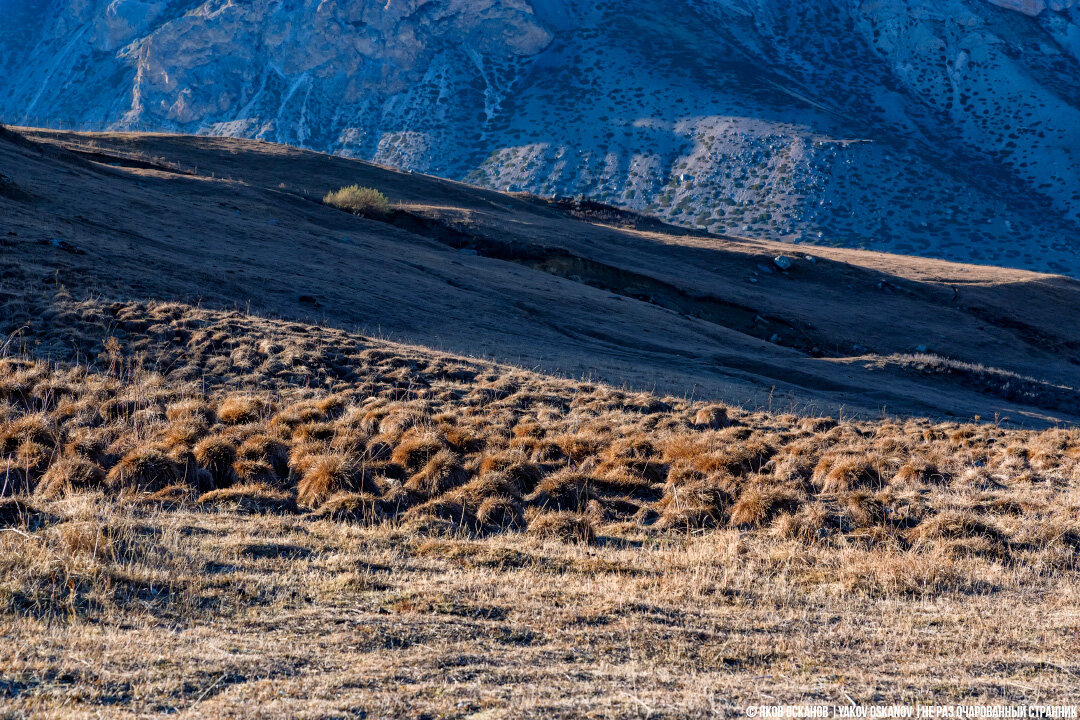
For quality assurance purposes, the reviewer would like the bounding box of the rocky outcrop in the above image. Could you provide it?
[1,0,1078,276]
[984,0,1078,14]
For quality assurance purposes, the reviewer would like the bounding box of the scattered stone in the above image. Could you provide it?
[773,255,792,270]
[756,263,774,274]
[50,238,85,254]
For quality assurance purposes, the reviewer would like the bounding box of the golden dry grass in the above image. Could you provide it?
[1,295,1079,715]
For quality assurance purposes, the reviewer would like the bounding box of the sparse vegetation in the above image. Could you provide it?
[323,184,391,217]
[0,297,1078,714]
[1,296,1078,559]
[2,126,1079,714]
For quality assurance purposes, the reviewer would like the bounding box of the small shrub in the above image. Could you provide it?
[323,185,391,217]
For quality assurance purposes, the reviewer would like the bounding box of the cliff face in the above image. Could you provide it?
[2,0,1079,275]
[985,0,1077,15]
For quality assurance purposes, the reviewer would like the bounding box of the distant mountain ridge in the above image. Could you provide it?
[1,0,1079,275]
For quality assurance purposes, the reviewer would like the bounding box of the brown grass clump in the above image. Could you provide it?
[217,395,268,424]
[311,492,385,524]
[193,435,238,488]
[297,454,375,507]
[692,405,729,429]
[197,483,298,514]
[105,447,182,492]
[527,511,596,544]
[812,454,885,493]
[35,455,106,499]
[730,483,802,528]
[404,450,468,499]
[391,429,446,473]
[526,469,593,512]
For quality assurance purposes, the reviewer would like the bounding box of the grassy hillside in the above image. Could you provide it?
[4,126,1080,425]
[1,126,1079,715]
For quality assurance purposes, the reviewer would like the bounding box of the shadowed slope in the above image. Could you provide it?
[2,127,1079,424]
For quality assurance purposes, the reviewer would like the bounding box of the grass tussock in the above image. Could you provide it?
[0,296,1077,567]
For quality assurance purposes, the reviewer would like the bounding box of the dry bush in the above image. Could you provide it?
[323,185,391,217]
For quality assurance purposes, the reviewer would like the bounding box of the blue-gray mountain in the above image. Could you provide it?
[2,0,1079,275]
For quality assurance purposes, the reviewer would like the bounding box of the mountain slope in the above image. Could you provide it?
[1,0,1079,274]
[3,126,1079,425]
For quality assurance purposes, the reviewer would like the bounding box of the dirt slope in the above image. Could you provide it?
[2,126,1079,425]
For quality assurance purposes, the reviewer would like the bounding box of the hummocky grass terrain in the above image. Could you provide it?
[1,126,1080,716]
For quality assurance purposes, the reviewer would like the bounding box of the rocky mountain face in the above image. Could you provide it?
[2,0,1079,275]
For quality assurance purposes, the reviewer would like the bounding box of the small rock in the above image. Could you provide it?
[804,254,817,263]
[773,255,792,270]
[50,238,85,255]
[915,345,928,353]
[756,263,774,274]
[769,334,782,344]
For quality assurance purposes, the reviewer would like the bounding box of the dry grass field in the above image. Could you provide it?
[2,126,1080,716]
[1,296,1079,717]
